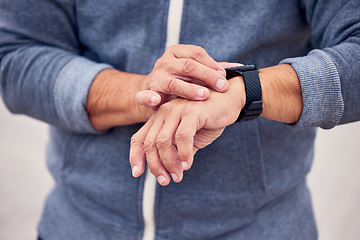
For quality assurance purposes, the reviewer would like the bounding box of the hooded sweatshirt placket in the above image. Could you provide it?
[141,1,184,239]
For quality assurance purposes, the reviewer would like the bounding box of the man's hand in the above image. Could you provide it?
[136,45,228,107]
[86,45,228,130]
[128,63,303,185]
[129,77,245,186]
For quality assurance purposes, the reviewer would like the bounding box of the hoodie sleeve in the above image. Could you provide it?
[0,0,112,134]
[280,0,360,129]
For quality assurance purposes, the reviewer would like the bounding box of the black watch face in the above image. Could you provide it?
[225,65,258,80]
[225,67,242,79]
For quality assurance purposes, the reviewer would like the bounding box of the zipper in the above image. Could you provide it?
[165,0,184,48]
[142,167,157,240]
[141,0,184,239]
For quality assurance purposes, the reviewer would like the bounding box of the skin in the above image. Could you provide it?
[86,45,228,130]
[86,45,303,186]
[129,64,302,186]
[130,76,244,185]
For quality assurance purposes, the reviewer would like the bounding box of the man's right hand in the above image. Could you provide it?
[136,44,228,107]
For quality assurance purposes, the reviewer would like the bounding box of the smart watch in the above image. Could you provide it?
[225,65,263,122]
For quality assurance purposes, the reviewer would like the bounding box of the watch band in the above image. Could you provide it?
[225,65,263,122]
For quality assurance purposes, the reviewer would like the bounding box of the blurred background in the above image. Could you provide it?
[0,99,359,240]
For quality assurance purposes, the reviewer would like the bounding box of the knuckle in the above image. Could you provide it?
[166,77,177,94]
[143,139,155,152]
[156,135,171,148]
[148,164,161,176]
[146,158,157,169]
[190,46,204,60]
[154,58,165,69]
[130,135,140,146]
[175,131,188,142]
[147,160,165,176]
[183,59,195,74]
[166,45,176,52]
[162,159,178,171]
[202,70,213,83]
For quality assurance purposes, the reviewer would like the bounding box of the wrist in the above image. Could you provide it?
[228,76,246,120]
[86,69,151,130]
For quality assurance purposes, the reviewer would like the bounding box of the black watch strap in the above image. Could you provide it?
[225,65,263,122]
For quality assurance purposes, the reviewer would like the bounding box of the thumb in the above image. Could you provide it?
[218,62,244,69]
[136,90,161,107]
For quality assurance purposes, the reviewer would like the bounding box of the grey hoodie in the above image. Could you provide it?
[0,0,359,239]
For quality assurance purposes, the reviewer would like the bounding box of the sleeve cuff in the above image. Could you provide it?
[54,57,113,134]
[280,49,344,130]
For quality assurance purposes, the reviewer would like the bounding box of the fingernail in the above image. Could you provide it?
[218,70,226,77]
[171,173,179,182]
[182,161,189,170]
[150,95,158,106]
[157,175,166,185]
[197,88,206,98]
[216,79,226,90]
[132,165,139,177]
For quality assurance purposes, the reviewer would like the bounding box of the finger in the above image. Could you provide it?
[156,116,183,183]
[129,120,154,178]
[152,75,210,101]
[167,45,226,77]
[170,58,228,92]
[174,114,198,171]
[143,117,171,186]
[136,90,162,107]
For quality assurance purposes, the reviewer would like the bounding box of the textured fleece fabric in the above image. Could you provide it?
[1,0,360,239]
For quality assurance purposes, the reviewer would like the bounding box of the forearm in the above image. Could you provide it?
[259,64,303,124]
[0,0,112,134]
[86,69,152,130]
[282,0,360,129]
[0,45,112,134]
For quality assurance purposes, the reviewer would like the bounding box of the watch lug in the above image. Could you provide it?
[248,101,263,111]
[226,65,262,123]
